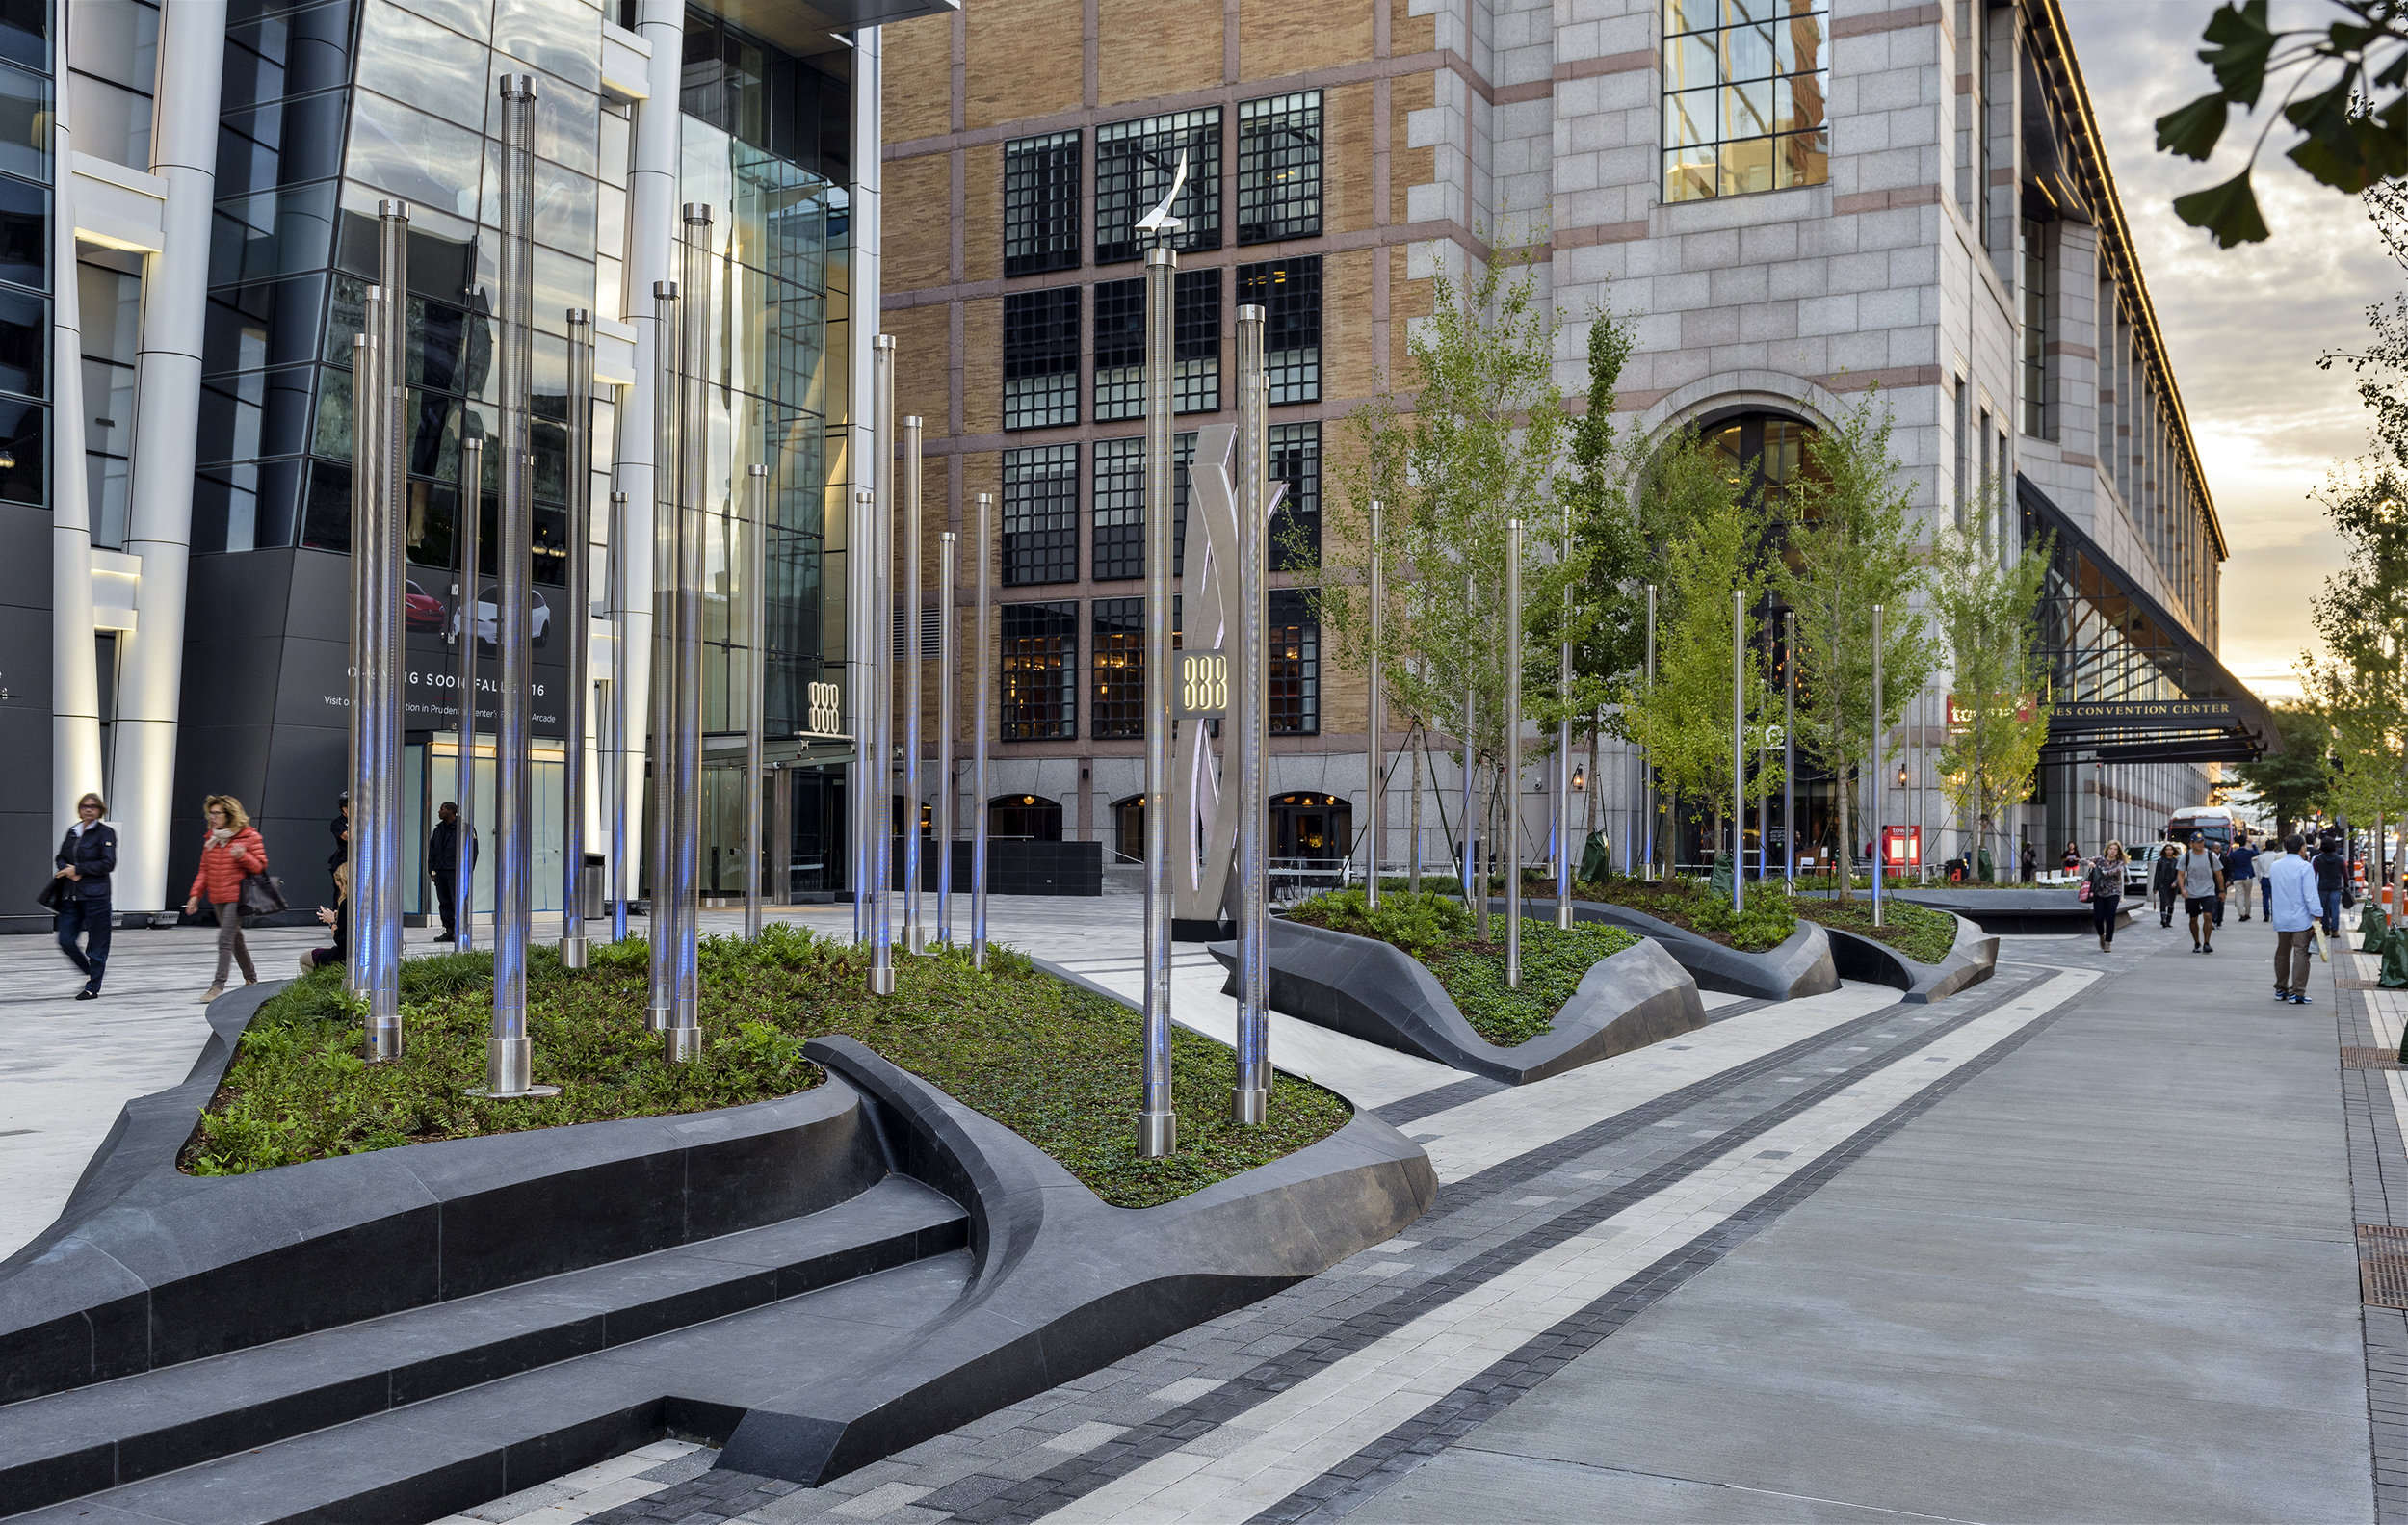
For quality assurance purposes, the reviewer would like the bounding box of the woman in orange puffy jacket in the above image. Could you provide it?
[184,795,267,1002]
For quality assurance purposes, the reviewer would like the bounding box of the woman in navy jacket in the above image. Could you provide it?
[52,792,117,999]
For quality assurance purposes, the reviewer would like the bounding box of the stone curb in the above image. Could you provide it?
[1204,917,1709,1084]
[1504,897,1843,1001]
[1817,911,2001,1004]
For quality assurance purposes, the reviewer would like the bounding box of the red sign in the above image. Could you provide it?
[1882,824,1921,867]
[1946,694,2037,729]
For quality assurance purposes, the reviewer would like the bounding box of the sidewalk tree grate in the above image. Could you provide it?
[2340,980,2388,990]
[2342,1048,2408,1070]
[2362,1226,2408,1308]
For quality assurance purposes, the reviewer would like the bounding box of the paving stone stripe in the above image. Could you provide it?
[2340,946,2408,1525]
[1029,967,2093,1524]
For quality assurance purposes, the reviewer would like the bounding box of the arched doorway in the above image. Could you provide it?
[1271,792,1351,867]
[988,794,1063,842]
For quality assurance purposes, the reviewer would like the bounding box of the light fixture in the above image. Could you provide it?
[1571,765,1586,791]
[1896,762,1908,788]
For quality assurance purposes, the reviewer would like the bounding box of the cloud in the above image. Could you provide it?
[2057,0,2395,686]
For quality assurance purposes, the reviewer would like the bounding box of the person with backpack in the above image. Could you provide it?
[2223,837,2260,922]
[2086,842,2127,952]
[2150,843,2181,928]
[2267,833,2320,1006]
[2314,834,2351,935]
[2180,837,2225,953]
[184,795,268,1003]
[51,791,116,999]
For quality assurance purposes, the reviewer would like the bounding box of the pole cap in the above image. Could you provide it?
[501,73,534,98]
[749,462,768,476]
[1147,248,1176,269]
[654,279,677,299]
[1237,303,1266,322]
[903,415,922,428]
[874,333,897,351]
[378,198,411,220]
[683,202,714,224]
[566,307,589,325]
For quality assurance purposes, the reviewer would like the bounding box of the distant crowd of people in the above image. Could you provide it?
[2065,827,2353,1005]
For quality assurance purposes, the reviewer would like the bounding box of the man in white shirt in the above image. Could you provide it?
[2266,833,2321,1006]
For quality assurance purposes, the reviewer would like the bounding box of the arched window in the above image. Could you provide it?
[1702,409,1819,518]
[989,794,1063,842]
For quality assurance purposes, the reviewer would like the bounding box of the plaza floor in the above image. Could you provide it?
[2,893,2389,1522]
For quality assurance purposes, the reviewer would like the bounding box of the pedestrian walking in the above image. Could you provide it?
[2086,843,2127,952]
[301,861,349,973]
[2151,843,2180,927]
[2314,834,2350,935]
[2062,841,2081,873]
[51,791,115,999]
[2020,842,2036,883]
[2222,836,2260,922]
[427,801,475,943]
[2268,833,2319,1005]
[2180,837,2225,953]
[184,795,267,1003]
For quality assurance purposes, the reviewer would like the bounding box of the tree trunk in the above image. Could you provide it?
[1585,718,1601,840]
[1408,725,1425,895]
[1475,762,1494,941]
[1835,760,1855,902]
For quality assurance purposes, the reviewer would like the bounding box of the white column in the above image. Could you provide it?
[51,0,101,841]
[615,0,686,898]
[849,25,882,898]
[110,0,227,914]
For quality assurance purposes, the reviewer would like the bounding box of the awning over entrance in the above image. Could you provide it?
[2017,477,2281,765]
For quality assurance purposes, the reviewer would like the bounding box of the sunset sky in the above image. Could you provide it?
[2057,0,2396,703]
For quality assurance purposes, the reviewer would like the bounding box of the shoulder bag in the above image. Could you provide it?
[238,870,287,920]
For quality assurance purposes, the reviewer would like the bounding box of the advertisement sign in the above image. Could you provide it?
[1946,694,2038,730]
[324,574,571,737]
[1881,824,1921,867]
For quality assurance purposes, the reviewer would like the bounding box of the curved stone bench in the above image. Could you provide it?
[1503,897,1840,1001]
[1817,912,1999,1004]
[1210,916,1705,1084]
[1888,886,2131,935]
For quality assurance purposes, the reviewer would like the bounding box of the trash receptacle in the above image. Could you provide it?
[582,854,606,920]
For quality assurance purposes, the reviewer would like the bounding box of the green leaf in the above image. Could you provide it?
[2200,0,2276,105]
[2173,169,2271,247]
[2328,20,2383,50]
[2154,91,2232,160]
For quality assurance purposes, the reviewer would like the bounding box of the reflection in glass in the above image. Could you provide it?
[0,63,49,183]
[357,1,489,128]
[346,92,484,218]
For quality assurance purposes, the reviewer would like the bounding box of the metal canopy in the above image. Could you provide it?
[2018,476,2280,766]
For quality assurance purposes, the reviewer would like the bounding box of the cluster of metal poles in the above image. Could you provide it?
[346,202,407,1062]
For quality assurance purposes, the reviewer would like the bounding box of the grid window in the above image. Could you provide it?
[2020,218,2048,437]
[1238,92,1322,244]
[1001,601,1079,741]
[1662,0,1829,203]
[1004,130,1082,276]
[1269,421,1320,571]
[1268,587,1319,735]
[1093,268,1222,421]
[1003,443,1080,585]
[1092,596,1145,738]
[1092,432,1200,579]
[1236,256,1321,404]
[1095,108,1221,264]
[1003,287,1080,430]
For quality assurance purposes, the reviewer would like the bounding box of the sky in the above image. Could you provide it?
[2056,0,2397,703]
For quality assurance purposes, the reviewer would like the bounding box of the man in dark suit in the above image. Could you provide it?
[427,802,476,943]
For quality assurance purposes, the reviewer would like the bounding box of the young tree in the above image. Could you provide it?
[1927,484,2053,881]
[1615,433,1784,863]
[1772,389,1940,900]
[1550,312,1648,844]
[1316,254,1583,934]
[2231,702,2337,839]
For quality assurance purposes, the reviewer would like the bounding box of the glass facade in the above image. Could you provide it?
[1237,91,1322,245]
[0,0,42,521]
[1662,0,1829,203]
[1094,107,1219,265]
[1001,600,1078,740]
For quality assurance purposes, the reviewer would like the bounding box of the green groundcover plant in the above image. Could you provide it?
[1537,874,1799,955]
[1787,894,1958,965]
[1283,889,1639,1047]
[188,925,1350,1209]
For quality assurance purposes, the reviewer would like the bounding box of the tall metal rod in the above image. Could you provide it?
[1556,498,1573,927]
[479,75,556,1099]
[869,334,897,995]
[348,239,403,1056]
[851,486,874,944]
[645,281,679,1030]
[562,308,592,968]
[664,204,711,1060]
[745,461,767,941]
[1365,498,1384,909]
[457,435,482,956]
[1505,520,1523,988]
[1871,602,1885,928]
[1642,584,1656,881]
[347,308,376,996]
[903,414,925,954]
[1784,609,1796,888]
[1138,246,1178,1159]
[937,528,956,945]
[609,489,630,943]
[1233,305,1269,1126]
[1461,572,1476,905]
[973,491,992,968]
[1732,588,1744,915]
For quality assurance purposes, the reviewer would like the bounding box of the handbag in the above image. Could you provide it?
[35,875,65,912]
[238,871,287,920]
[2077,877,2092,902]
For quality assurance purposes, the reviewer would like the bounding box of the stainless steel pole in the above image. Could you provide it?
[1784,609,1796,889]
[902,413,925,954]
[1139,246,1177,1159]
[645,282,678,1028]
[1233,305,1269,1125]
[1642,584,1656,881]
[1871,602,1885,929]
[745,461,767,941]
[665,206,710,1059]
[372,208,406,1053]
[348,255,400,1051]
[869,334,896,995]
[1556,500,1573,928]
[937,528,955,946]
[973,490,992,969]
[1461,577,1475,905]
[562,308,592,969]
[482,77,554,1098]
[1732,588,1744,915]
[610,490,629,943]
[346,304,377,1006]
[851,486,874,944]
[457,435,482,956]
[1506,519,1523,988]
[1365,498,1383,909]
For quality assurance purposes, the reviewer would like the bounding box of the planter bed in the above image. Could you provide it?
[1498,897,1840,1001]
[1886,884,2133,935]
[1813,909,2000,1003]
